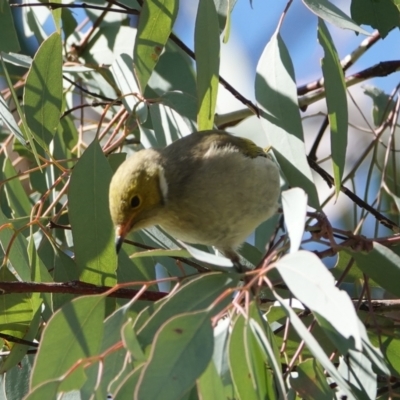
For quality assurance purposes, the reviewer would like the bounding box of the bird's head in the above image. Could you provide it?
[109,149,167,252]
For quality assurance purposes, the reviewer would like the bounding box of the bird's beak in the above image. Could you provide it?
[115,224,128,254]
[115,235,124,254]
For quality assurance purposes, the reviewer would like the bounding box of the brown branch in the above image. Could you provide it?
[0,281,167,301]
[298,60,400,97]
[63,75,118,102]
[307,157,400,232]
[10,2,139,15]
[0,333,38,348]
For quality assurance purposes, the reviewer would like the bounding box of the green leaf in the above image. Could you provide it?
[276,251,362,351]
[178,241,234,269]
[255,31,319,210]
[137,273,239,347]
[130,248,191,259]
[303,0,370,35]
[331,251,380,297]
[149,102,190,145]
[23,32,63,151]
[249,319,286,399]
[0,267,34,345]
[69,139,117,286]
[49,0,62,32]
[318,18,348,198]
[0,209,31,282]
[213,0,238,34]
[24,380,61,400]
[2,158,31,218]
[160,91,197,128]
[348,242,400,297]
[273,292,353,397]
[197,360,226,400]
[30,295,105,390]
[374,334,400,377]
[98,305,134,396]
[150,40,197,96]
[195,0,220,130]
[111,53,142,113]
[4,354,34,399]
[0,56,40,165]
[229,314,272,400]
[0,92,26,145]
[282,188,307,253]
[47,242,79,311]
[0,1,20,52]
[338,351,377,400]
[61,8,78,40]
[290,358,335,400]
[351,0,399,38]
[113,365,144,399]
[134,0,179,92]
[1,52,32,68]
[364,85,396,127]
[121,319,146,362]
[135,310,213,400]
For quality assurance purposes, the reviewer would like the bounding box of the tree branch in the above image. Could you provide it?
[0,281,167,301]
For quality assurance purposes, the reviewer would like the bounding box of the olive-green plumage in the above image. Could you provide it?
[109,130,281,261]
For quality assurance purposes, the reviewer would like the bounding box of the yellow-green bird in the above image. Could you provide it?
[109,130,280,263]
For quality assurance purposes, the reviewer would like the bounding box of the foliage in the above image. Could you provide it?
[0,0,399,399]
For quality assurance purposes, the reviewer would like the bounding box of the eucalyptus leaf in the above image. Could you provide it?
[318,18,348,198]
[276,251,362,350]
[69,140,117,286]
[30,295,106,390]
[23,32,63,151]
[135,310,213,400]
[195,0,220,130]
[303,0,370,35]
[282,188,307,253]
[255,30,319,209]
[134,0,179,92]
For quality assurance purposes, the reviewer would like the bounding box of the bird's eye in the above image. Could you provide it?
[130,195,141,208]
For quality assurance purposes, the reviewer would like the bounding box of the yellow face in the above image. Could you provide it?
[109,150,165,243]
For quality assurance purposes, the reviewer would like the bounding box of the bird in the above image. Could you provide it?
[109,130,281,265]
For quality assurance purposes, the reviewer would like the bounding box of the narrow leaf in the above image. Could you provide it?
[255,31,319,209]
[69,140,117,286]
[351,0,399,38]
[348,241,400,297]
[30,295,105,389]
[290,359,335,399]
[197,360,226,400]
[0,267,34,345]
[133,0,179,92]
[303,0,370,35]
[23,32,62,151]
[111,53,142,113]
[338,351,377,400]
[276,251,362,350]
[178,241,234,268]
[228,314,259,400]
[0,1,20,52]
[2,158,31,218]
[0,209,31,282]
[0,56,40,164]
[274,292,353,397]
[0,93,26,144]
[318,18,348,198]
[137,273,239,347]
[195,0,220,130]
[135,310,213,400]
[282,188,307,253]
